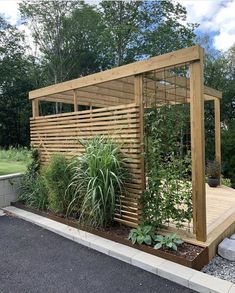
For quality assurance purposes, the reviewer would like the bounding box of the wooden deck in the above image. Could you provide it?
[206,185,235,235]
[179,185,235,260]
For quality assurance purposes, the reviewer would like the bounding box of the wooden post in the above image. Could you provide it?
[73,90,78,112]
[190,58,207,242]
[134,74,145,191]
[32,99,39,118]
[214,97,221,182]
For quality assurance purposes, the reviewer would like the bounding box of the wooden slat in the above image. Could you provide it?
[31,103,143,227]
[31,112,139,127]
[31,103,137,120]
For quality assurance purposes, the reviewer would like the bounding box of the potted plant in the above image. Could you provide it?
[206,160,220,187]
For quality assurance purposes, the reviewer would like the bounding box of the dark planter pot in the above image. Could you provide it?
[208,177,219,187]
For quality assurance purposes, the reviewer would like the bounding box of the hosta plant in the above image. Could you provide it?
[128,225,154,245]
[154,233,183,251]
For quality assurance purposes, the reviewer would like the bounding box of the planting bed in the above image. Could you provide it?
[11,201,208,270]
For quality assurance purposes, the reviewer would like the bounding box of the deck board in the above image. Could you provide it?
[206,185,235,235]
[180,184,235,260]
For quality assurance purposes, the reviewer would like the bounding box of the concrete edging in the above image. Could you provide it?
[2,206,234,293]
[0,174,22,208]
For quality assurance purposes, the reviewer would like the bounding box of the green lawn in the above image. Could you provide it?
[0,159,27,176]
[0,148,31,176]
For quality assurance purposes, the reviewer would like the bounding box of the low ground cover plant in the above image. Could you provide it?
[153,233,183,251]
[128,225,154,245]
[128,225,184,251]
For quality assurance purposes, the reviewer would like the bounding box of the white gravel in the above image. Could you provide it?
[202,254,235,283]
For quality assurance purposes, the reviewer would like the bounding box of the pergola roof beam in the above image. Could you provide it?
[29,46,202,99]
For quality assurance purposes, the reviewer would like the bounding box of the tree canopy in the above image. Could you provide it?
[0,0,234,186]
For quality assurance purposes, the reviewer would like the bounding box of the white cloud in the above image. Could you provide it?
[0,0,20,25]
[178,0,221,24]
[1,0,235,51]
[178,0,235,51]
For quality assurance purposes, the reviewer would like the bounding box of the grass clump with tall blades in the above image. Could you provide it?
[44,154,77,216]
[69,136,128,228]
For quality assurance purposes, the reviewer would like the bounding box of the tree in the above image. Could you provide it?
[0,16,36,147]
[201,37,235,186]
[62,3,105,78]
[19,0,105,84]
[99,0,197,67]
[100,1,142,67]
[141,0,197,57]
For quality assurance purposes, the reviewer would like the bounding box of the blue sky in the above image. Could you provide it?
[178,0,235,50]
[0,0,235,51]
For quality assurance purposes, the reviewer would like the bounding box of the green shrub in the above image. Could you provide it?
[69,136,128,228]
[44,154,76,215]
[221,177,232,187]
[19,176,48,210]
[0,146,31,163]
[154,233,184,251]
[128,225,154,245]
[19,148,48,210]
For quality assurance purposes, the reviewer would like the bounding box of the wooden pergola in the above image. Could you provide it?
[29,45,222,242]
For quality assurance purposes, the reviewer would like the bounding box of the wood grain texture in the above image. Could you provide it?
[214,98,221,182]
[31,103,144,227]
[29,46,201,99]
[190,58,207,242]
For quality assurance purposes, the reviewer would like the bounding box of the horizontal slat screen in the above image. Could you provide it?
[30,103,143,227]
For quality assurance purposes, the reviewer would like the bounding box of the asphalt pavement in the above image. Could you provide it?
[0,215,196,293]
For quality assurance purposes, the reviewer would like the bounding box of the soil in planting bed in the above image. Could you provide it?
[11,202,206,268]
[95,224,203,262]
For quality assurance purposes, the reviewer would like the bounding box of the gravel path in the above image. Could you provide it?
[202,255,235,283]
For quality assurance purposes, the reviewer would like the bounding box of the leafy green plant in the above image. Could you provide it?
[206,160,220,179]
[0,146,31,163]
[25,148,40,180]
[128,225,154,245]
[44,154,76,215]
[140,152,192,229]
[221,177,231,187]
[69,136,128,228]
[154,233,184,251]
[142,105,193,230]
[19,148,48,210]
[19,176,48,210]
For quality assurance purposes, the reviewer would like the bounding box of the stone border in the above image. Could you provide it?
[2,206,234,293]
[0,173,22,180]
